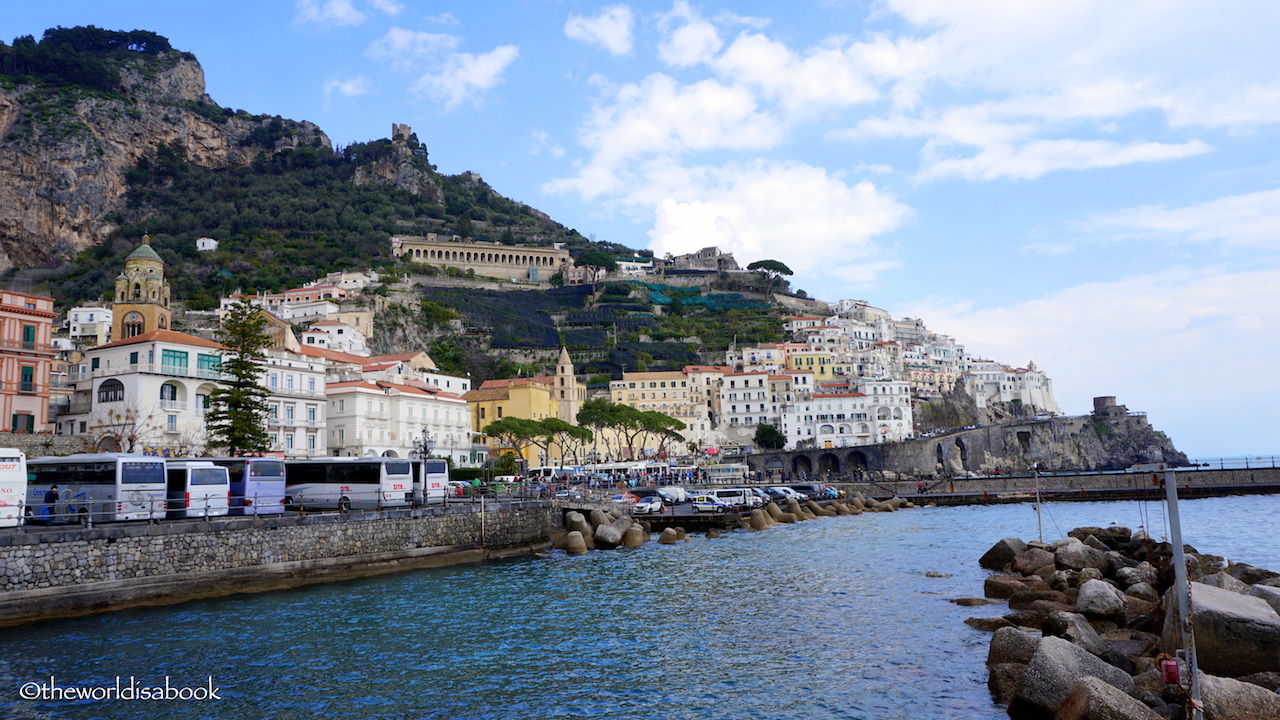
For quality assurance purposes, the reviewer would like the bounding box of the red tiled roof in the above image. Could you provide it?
[95,329,227,351]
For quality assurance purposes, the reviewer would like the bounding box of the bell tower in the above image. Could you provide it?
[554,345,583,423]
[111,235,172,340]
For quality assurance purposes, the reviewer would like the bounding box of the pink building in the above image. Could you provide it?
[0,290,57,433]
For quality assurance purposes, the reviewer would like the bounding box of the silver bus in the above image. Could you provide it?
[206,457,286,516]
[284,457,413,512]
[26,454,167,524]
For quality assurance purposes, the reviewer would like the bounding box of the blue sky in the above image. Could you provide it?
[7,1,1280,459]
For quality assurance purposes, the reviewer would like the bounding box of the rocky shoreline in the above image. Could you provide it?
[969,526,1280,719]
[551,492,922,552]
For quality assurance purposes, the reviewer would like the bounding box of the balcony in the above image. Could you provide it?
[77,363,225,382]
[158,399,188,411]
[268,386,321,398]
[0,339,56,355]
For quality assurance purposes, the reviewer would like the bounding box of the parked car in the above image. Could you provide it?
[633,496,664,514]
[771,486,805,501]
[762,487,790,503]
[707,488,750,510]
[691,495,730,514]
[610,492,639,504]
[554,489,583,501]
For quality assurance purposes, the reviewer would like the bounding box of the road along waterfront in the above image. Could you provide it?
[0,493,1275,720]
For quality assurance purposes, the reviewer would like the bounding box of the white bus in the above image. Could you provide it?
[412,458,449,505]
[26,454,167,524]
[206,457,286,516]
[283,457,413,511]
[165,461,231,520]
[0,450,26,528]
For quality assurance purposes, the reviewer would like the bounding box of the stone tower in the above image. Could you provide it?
[111,236,171,340]
[555,345,584,423]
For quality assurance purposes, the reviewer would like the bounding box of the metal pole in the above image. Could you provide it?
[1033,465,1043,543]
[1163,467,1203,720]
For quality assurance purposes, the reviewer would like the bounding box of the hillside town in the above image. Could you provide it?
[3,238,1058,470]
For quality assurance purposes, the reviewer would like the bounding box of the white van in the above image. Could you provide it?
[166,461,230,519]
[708,488,750,510]
[0,450,26,527]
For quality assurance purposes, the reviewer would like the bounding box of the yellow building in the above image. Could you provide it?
[463,349,588,466]
[111,236,172,340]
[784,350,856,382]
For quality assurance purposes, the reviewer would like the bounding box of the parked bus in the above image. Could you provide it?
[26,454,167,524]
[412,458,449,505]
[0,450,26,528]
[165,461,231,520]
[283,457,413,511]
[206,457,286,516]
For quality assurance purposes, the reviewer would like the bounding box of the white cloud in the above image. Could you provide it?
[565,5,634,56]
[365,0,403,16]
[658,1,723,67]
[427,13,460,26]
[1086,188,1280,250]
[366,27,459,71]
[295,0,365,27]
[644,160,911,285]
[919,138,1212,182]
[530,130,566,159]
[897,265,1280,456]
[322,76,372,110]
[412,45,520,109]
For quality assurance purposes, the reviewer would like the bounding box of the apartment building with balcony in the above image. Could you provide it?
[0,290,58,434]
[326,379,476,465]
[262,349,328,458]
[58,330,228,455]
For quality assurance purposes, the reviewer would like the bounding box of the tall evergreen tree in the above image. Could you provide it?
[205,299,272,456]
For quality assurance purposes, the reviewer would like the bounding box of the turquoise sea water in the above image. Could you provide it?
[0,494,1276,720]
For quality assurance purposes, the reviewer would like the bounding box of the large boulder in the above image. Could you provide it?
[657,528,680,545]
[1014,548,1058,575]
[1043,611,1108,656]
[1199,572,1250,594]
[748,509,771,530]
[564,512,596,548]
[987,575,1030,599]
[988,626,1041,665]
[1200,671,1280,720]
[1010,589,1073,611]
[622,525,647,547]
[1164,582,1280,677]
[1009,636,1134,718]
[1249,585,1280,615]
[1057,543,1112,573]
[1054,676,1162,720]
[989,663,1026,705]
[593,522,623,549]
[564,530,588,555]
[1077,579,1128,620]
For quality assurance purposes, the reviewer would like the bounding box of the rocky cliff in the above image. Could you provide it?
[0,44,328,270]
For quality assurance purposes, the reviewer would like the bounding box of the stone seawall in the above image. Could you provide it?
[0,502,554,625]
[837,467,1280,499]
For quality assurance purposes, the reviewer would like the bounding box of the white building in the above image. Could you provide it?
[196,237,219,252]
[325,379,478,466]
[59,330,228,456]
[300,320,369,356]
[261,349,328,458]
[779,379,913,450]
[66,305,113,346]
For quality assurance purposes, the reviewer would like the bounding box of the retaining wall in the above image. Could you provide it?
[0,502,554,625]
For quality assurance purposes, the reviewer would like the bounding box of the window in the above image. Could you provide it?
[129,352,139,365]
[10,414,35,433]
[195,353,218,376]
[307,406,316,423]
[166,415,178,433]
[160,383,178,402]
[161,349,188,371]
[91,357,100,371]
[97,379,124,403]
[19,366,34,393]
[285,406,295,421]
[308,434,316,451]
[21,325,36,349]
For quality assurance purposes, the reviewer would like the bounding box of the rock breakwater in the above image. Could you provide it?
[970,526,1280,719]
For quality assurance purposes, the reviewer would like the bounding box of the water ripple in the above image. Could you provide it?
[0,496,1275,719]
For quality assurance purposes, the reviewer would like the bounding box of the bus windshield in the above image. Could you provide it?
[191,469,228,485]
[121,461,165,485]
[249,461,284,478]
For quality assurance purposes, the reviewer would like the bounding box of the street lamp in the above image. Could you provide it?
[412,427,436,460]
